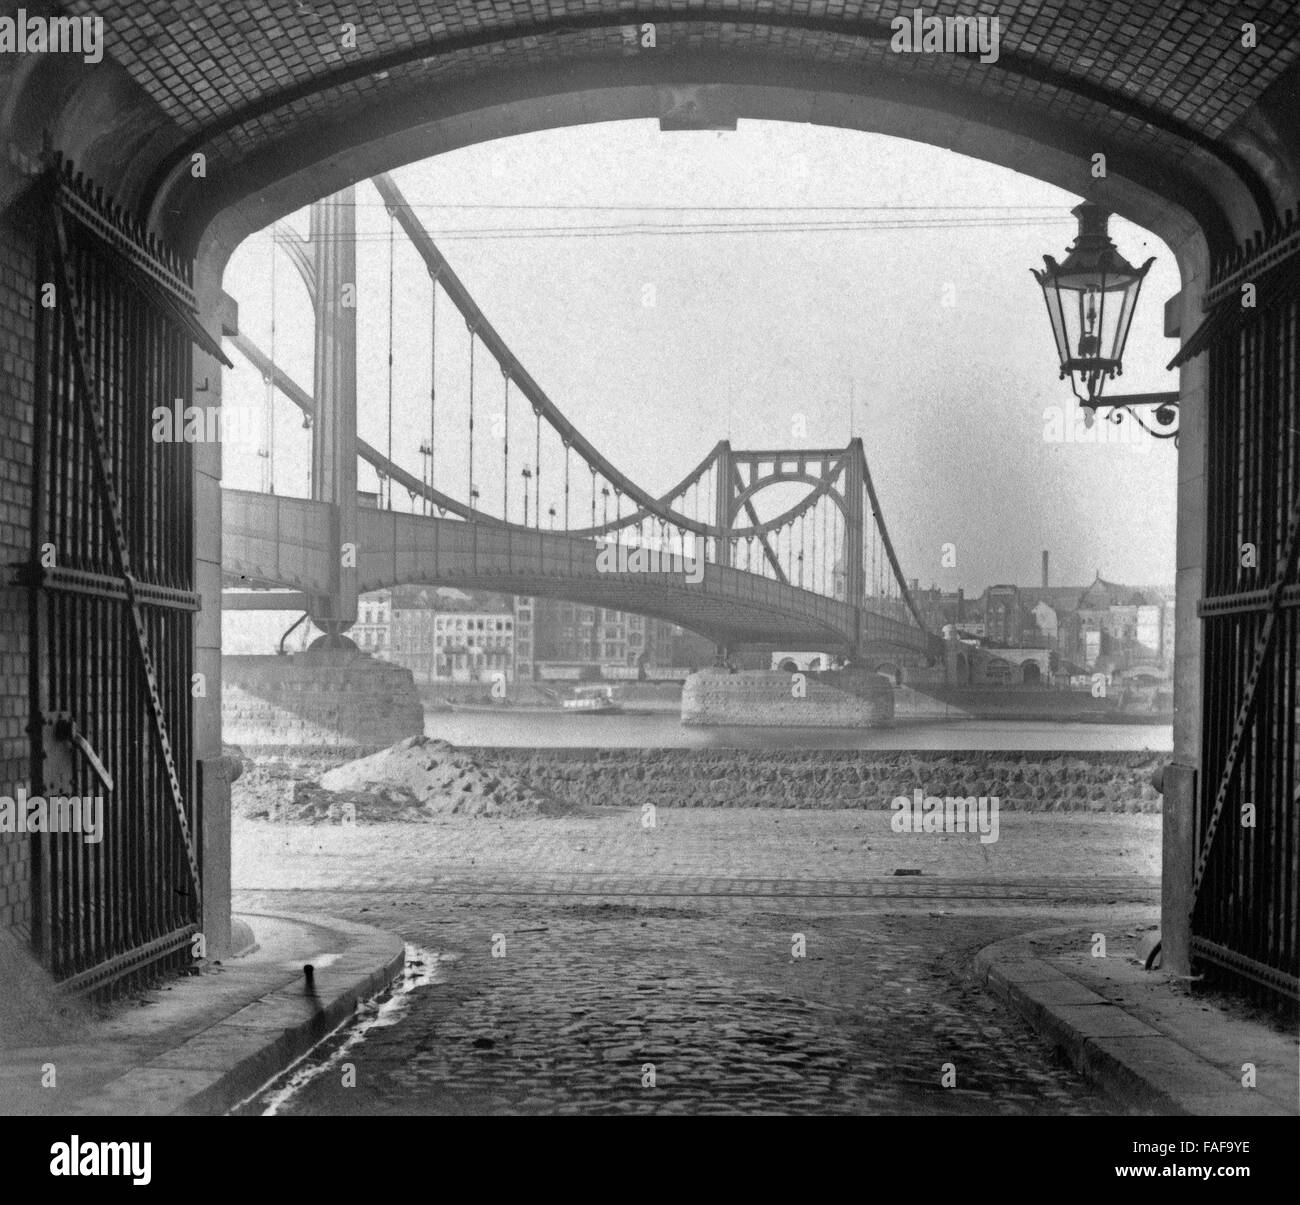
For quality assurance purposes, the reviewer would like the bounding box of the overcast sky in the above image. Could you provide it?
[222,118,1179,595]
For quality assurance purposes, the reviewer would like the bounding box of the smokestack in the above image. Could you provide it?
[957,588,964,621]
[1042,551,1049,590]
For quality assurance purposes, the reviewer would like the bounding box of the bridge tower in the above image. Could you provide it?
[711,440,734,664]
[843,438,866,621]
[711,439,868,659]
[292,189,360,641]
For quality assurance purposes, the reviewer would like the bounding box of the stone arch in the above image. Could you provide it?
[5,2,1295,989]
[1021,660,1042,685]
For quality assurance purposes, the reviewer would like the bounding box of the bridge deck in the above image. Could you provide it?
[222,490,938,655]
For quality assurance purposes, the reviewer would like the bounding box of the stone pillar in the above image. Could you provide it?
[193,248,232,957]
[1163,235,1212,979]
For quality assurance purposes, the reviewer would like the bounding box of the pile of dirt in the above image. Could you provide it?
[0,927,92,1051]
[227,749,340,822]
[232,736,575,823]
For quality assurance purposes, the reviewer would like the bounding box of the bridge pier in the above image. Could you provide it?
[223,651,423,756]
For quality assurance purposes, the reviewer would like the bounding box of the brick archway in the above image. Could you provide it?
[2,2,1297,998]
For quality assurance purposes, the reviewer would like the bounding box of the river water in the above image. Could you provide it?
[424,708,1172,751]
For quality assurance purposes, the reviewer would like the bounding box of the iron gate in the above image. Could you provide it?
[1186,212,1300,1005]
[24,164,220,993]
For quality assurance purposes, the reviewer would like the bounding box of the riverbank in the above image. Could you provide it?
[229,745,1166,818]
[459,748,1165,812]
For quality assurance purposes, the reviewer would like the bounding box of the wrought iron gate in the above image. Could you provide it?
[24,165,222,993]
[1183,212,1300,1005]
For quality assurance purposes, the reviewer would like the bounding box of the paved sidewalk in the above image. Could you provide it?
[975,927,1298,1116]
[234,810,1161,889]
[0,912,404,1117]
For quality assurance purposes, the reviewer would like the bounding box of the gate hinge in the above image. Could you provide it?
[42,712,114,795]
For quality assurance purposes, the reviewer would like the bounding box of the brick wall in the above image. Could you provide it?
[0,212,36,939]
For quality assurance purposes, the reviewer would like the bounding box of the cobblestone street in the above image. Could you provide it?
[234,809,1158,1115]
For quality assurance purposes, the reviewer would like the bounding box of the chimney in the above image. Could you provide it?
[957,587,964,621]
[1042,550,1049,590]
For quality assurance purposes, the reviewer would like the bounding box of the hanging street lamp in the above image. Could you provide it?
[1032,202,1178,439]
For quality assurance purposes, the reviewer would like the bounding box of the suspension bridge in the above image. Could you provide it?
[220,175,941,662]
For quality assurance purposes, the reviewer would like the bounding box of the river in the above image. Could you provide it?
[424,708,1172,751]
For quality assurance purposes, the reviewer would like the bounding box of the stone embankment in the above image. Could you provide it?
[462,748,1166,812]
[223,651,424,755]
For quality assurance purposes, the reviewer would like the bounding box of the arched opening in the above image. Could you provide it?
[5,2,1294,1010]
[1021,660,1042,686]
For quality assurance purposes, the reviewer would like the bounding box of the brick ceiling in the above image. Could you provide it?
[60,2,1300,222]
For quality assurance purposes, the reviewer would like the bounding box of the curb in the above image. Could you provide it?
[973,930,1289,1116]
[74,911,405,1117]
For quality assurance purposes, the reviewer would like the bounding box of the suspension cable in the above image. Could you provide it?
[428,271,437,515]
[266,234,276,495]
[502,369,510,521]
[534,408,541,529]
[801,510,807,588]
[386,211,395,510]
[467,323,475,509]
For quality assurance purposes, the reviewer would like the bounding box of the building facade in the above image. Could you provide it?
[351,587,514,683]
[512,596,710,679]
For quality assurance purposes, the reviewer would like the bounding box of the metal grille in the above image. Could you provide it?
[27,168,200,992]
[1195,216,1300,1007]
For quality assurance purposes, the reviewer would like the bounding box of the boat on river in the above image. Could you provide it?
[442,685,623,715]
[560,685,624,714]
